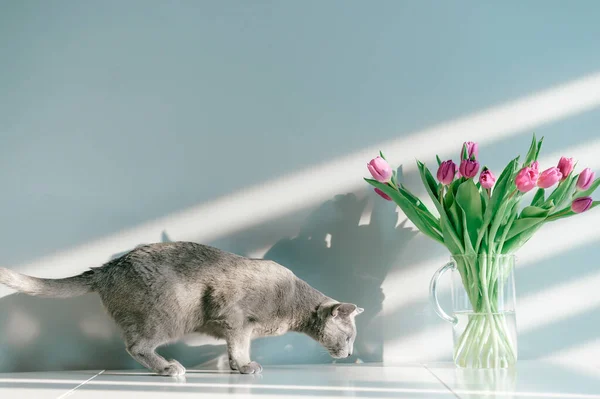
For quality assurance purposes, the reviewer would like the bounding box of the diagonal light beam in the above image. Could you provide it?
[5,71,600,296]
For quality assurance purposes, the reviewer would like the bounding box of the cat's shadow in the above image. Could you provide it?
[248,192,417,364]
[0,192,417,372]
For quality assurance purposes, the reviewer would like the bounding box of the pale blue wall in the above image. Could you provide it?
[1,1,600,372]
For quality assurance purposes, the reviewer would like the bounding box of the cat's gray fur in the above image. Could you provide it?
[0,242,363,375]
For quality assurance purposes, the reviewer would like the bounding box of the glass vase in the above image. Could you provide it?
[430,254,518,368]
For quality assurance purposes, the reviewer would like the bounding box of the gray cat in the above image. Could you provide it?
[0,242,363,375]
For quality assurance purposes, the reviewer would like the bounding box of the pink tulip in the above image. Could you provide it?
[367,156,393,183]
[572,197,593,213]
[557,157,575,181]
[537,167,562,189]
[479,169,496,189]
[459,159,480,179]
[531,161,539,172]
[577,168,595,191]
[374,188,392,201]
[515,167,539,193]
[462,141,479,160]
[437,160,456,185]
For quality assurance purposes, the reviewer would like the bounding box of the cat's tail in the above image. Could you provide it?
[0,267,95,298]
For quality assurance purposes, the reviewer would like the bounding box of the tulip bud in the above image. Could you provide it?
[459,159,480,179]
[572,197,593,213]
[577,168,595,191]
[515,167,539,193]
[557,157,575,181]
[374,188,392,201]
[537,167,562,189]
[479,168,496,189]
[530,161,539,171]
[436,160,456,185]
[367,156,393,183]
[462,141,479,160]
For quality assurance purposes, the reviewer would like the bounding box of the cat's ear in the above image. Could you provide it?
[317,303,335,320]
[319,303,364,319]
[331,303,363,318]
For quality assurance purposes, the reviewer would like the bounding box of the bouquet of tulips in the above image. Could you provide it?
[364,135,599,367]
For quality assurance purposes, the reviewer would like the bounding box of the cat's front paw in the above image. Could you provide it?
[229,358,239,371]
[158,360,186,376]
[238,361,263,374]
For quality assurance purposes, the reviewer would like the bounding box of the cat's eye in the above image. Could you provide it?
[346,336,351,343]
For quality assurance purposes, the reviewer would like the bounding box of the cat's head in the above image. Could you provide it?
[316,302,364,359]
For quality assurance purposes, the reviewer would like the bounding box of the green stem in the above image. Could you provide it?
[481,257,500,367]
[497,203,518,255]
[453,257,517,368]
[547,207,572,222]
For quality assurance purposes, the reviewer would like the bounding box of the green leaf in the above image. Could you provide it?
[535,136,544,159]
[532,188,545,207]
[495,201,519,251]
[521,205,551,218]
[441,220,463,255]
[546,174,578,210]
[448,203,463,239]
[445,188,463,239]
[417,160,441,197]
[524,134,538,165]
[489,157,520,215]
[450,177,461,197]
[502,222,545,254]
[575,178,600,199]
[505,205,551,241]
[460,207,476,257]
[436,155,442,167]
[365,178,443,243]
[444,184,454,209]
[480,189,489,214]
[455,179,484,249]
[417,161,464,254]
[474,157,519,252]
[398,184,441,230]
[379,151,386,160]
[461,143,468,160]
[505,218,545,241]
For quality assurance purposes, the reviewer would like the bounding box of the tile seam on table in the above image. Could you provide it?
[55,370,106,399]
[422,364,461,399]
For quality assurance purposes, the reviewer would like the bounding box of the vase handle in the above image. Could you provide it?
[429,261,458,324]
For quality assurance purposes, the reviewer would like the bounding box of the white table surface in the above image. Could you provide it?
[0,362,598,399]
